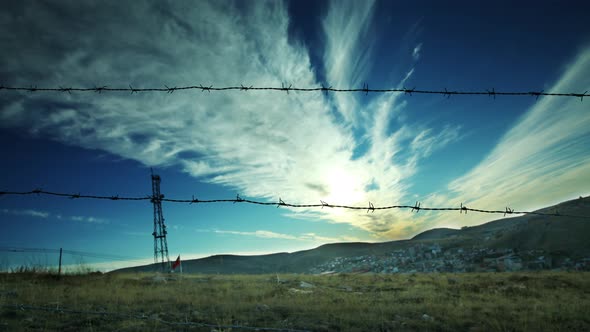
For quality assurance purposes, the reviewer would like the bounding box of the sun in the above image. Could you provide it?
[324,168,364,207]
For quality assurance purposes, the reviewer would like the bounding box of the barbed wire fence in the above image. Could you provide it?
[1,189,588,218]
[1,83,588,219]
[3,71,590,332]
[1,83,588,100]
[0,246,148,276]
[1,82,588,332]
[0,247,142,263]
[0,304,311,332]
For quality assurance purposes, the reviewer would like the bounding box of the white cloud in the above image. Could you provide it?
[212,228,359,243]
[0,1,462,240]
[1,208,49,218]
[410,124,461,159]
[412,43,422,60]
[214,229,299,240]
[70,215,109,224]
[0,208,108,224]
[420,47,590,230]
[322,0,377,126]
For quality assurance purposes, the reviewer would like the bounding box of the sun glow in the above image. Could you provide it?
[324,169,365,207]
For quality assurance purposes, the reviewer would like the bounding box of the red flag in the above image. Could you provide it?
[171,255,181,270]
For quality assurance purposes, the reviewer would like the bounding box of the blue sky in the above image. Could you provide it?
[1,0,589,271]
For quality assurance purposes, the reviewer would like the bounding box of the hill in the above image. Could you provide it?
[113,196,590,274]
[415,196,590,253]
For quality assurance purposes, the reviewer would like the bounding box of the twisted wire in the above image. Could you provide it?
[1,190,587,219]
[0,84,587,100]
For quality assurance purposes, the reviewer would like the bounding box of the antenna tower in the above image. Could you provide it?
[150,170,170,270]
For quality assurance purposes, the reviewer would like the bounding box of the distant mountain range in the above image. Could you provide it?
[113,196,590,274]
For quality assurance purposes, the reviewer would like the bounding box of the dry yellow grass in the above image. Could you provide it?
[1,271,589,331]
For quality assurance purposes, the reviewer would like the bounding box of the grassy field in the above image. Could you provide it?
[1,271,589,331]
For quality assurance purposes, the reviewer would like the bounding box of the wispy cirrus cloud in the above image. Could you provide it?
[418,47,590,230]
[312,0,461,238]
[410,125,461,159]
[323,0,377,126]
[211,229,359,243]
[1,208,109,224]
[0,0,462,241]
[214,229,299,241]
[1,208,49,218]
[70,215,109,224]
[412,43,422,61]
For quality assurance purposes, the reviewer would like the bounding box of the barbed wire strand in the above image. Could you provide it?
[1,190,588,219]
[0,84,588,100]
[1,304,311,332]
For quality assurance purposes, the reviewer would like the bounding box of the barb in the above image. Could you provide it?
[164,85,177,94]
[234,194,244,203]
[0,84,587,99]
[1,189,589,219]
[93,85,108,94]
[403,86,415,96]
[487,88,496,99]
[530,90,543,100]
[240,84,253,91]
[129,84,138,94]
[281,82,292,94]
[199,84,212,93]
[504,207,514,217]
[411,201,421,213]
[367,201,375,213]
[1,304,310,332]
[443,88,455,99]
[58,86,72,94]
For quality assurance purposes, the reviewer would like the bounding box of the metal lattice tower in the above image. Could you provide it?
[150,170,170,270]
